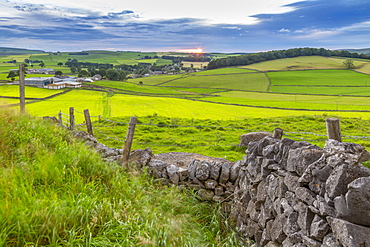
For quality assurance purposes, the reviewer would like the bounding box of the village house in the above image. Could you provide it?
[26,68,55,74]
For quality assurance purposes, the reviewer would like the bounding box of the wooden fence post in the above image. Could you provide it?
[19,64,25,114]
[84,109,94,136]
[69,107,75,131]
[58,111,62,126]
[326,118,342,142]
[273,128,283,139]
[122,117,137,167]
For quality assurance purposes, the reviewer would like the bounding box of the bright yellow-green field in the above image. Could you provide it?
[8,90,370,124]
[0,85,63,98]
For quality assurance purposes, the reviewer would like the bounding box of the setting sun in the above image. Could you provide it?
[177,48,203,53]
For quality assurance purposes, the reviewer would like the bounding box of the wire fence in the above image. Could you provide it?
[57,108,370,150]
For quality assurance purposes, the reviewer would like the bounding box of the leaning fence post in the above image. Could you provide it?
[326,117,341,142]
[84,109,94,136]
[122,117,137,167]
[58,111,62,126]
[69,107,75,131]
[273,128,283,139]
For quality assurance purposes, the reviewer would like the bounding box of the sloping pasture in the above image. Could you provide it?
[208,91,370,111]
[191,67,257,75]
[159,73,270,91]
[240,56,348,71]
[268,69,370,86]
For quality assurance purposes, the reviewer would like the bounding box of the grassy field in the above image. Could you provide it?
[160,73,270,91]
[270,85,370,95]
[210,91,370,111]
[0,85,64,98]
[268,69,370,86]
[87,115,370,164]
[127,74,184,86]
[0,111,241,246]
[240,56,348,71]
[191,68,258,75]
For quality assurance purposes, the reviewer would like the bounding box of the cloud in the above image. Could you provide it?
[0,0,370,52]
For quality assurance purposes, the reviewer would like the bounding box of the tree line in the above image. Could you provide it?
[207,47,370,69]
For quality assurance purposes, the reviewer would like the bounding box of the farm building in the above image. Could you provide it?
[25,77,53,87]
[44,83,66,90]
[27,68,55,74]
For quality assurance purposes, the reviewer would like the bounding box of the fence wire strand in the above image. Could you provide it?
[60,110,370,147]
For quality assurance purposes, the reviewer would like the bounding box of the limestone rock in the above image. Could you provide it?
[330,217,370,247]
[195,161,210,180]
[219,162,231,184]
[197,189,214,201]
[166,165,179,184]
[239,131,272,147]
[310,215,329,241]
[326,163,370,200]
[334,176,370,226]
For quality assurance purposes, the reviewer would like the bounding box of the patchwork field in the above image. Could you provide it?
[2,55,370,122]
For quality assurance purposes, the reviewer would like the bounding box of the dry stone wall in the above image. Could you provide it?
[76,131,370,247]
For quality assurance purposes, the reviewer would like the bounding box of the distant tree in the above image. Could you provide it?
[39,62,45,67]
[70,66,77,73]
[343,59,355,69]
[106,69,127,81]
[57,62,63,66]
[55,71,63,76]
[98,68,107,78]
[7,71,17,81]
[78,70,89,77]
[24,59,29,63]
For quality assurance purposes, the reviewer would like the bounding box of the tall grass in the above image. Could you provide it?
[0,110,242,246]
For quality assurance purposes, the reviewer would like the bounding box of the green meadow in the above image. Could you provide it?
[0,111,241,246]
[159,73,269,91]
[268,69,370,86]
[0,85,63,98]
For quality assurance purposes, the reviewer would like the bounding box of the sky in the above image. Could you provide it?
[0,0,369,53]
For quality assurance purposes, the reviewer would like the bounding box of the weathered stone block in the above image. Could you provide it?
[210,161,221,180]
[197,189,214,201]
[284,173,300,192]
[204,179,218,190]
[283,211,300,236]
[195,161,210,180]
[334,176,370,226]
[230,160,241,182]
[288,146,324,176]
[295,187,316,206]
[330,217,370,247]
[310,215,329,241]
[322,233,341,247]
[297,202,315,235]
[188,159,198,180]
[178,167,188,181]
[324,139,370,166]
[166,164,179,184]
[270,215,287,243]
[300,234,322,247]
[239,131,272,147]
[219,162,231,184]
[326,163,370,200]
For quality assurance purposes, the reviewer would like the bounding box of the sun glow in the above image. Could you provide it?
[177,48,203,54]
